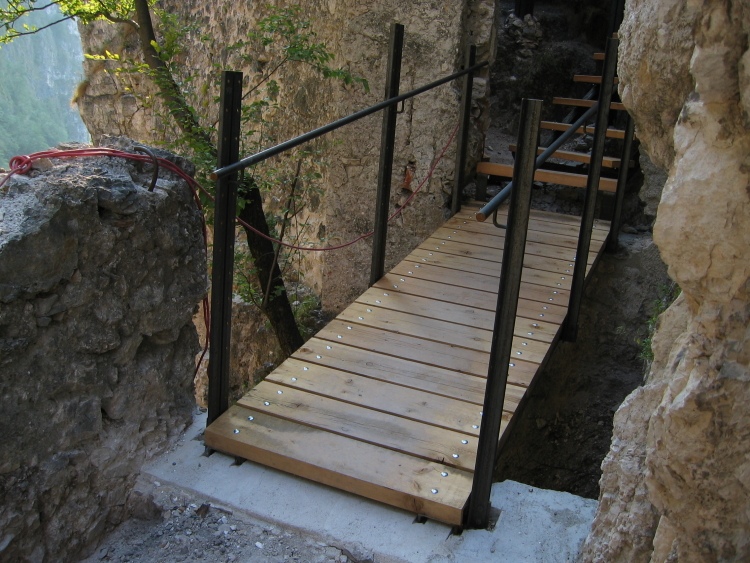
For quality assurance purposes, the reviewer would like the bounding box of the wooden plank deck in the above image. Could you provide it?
[204,202,610,526]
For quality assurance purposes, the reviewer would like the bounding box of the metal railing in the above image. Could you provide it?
[468,35,634,527]
[206,24,635,532]
[207,23,488,426]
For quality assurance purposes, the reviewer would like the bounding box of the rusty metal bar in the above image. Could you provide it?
[211,61,488,180]
[607,114,635,252]
[370,23,404,286]
[562,37,618,342]
[466,98,542,529]
[207,71,243,426]
[451,45,476,216]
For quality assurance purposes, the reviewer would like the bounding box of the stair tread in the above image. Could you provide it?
[507,144,622,169]
[476,161,617,192]
[573,75,620,85]
[540,121,626,140]
[553,97,626,112]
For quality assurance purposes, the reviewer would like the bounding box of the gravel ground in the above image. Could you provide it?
[80,482,362,563]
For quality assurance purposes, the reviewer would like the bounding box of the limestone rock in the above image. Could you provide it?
[581,1,750,561]
[0,139,206,561]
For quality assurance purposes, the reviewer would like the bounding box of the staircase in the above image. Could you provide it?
[476,47,633,203]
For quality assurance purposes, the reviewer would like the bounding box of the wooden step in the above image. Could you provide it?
[541,121,626,139]
[593,53,605,61]
[553,97,626,112]
[508,144,623,169]
[573,75,619,85]
[476,161,617,192]
[205,404,475,525]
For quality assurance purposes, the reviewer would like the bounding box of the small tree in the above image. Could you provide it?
[1,0,367,358]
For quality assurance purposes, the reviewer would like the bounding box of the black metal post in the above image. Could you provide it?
[207,71,243,426]
[562,37,618,342]
[466,98,542,529]
[607,114,635,252]
[370,23,404,286]
[451,45,476,216]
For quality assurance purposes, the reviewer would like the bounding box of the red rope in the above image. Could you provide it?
[2,147,212,377]
[2,120,460,376]
[234,120,461,251]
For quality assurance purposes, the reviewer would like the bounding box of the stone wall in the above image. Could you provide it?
[580,1,750,560]
[76,0,495,395]
[0,139,206,561]
[76,0,494,313]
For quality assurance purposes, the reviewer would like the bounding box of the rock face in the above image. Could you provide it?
[0,139,206,561]
[581,1,750,561]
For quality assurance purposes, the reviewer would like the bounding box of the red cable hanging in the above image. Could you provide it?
[2,120,460,375]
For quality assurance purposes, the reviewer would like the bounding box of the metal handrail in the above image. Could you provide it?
[475,102,599,222]
[211,60,488,179]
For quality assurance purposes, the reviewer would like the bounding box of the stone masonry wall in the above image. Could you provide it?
[76,0,494,395]
[77,0,494,313]
[580,1,750,561]
[0,139,206,561]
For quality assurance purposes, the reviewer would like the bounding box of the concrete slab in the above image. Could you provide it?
[142,411,597,562]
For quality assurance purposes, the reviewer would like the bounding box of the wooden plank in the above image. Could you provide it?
[315,319,548,389]
[476,162,617,192]
[552,97,626,112]
[593,52,605,61]
[414,237,595,271]
[337,301,553,362]
[540,121,625,140]
[460,210,609,242]
[204,406,474,525]
[372,274,568,325]
[259,362,492,438]
[238,381,480,471]
[508,144,622,169]
[424,232,584,264]
[403,249,596,291]
[442,216,608,246]
[389,262,570,309]
[355,289,559,345]
[431,224,590,257]
[573,74,619,85]
[315,320,494,378]
[294,337,492,402]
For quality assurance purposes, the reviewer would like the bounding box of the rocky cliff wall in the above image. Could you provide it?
[580,1,750,561]
[0,140,206,561]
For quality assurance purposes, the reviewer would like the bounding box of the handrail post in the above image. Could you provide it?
[607,114,635,252]
[370,23,404,286]
[451,45,476,216]
[207,71,243,426]
[562,37,618,342]
[466,98,542,529]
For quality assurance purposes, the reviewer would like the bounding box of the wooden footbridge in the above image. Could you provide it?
[204,27,633,529]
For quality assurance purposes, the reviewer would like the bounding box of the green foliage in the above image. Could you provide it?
[637,282,682,364]
[1,0,140,44]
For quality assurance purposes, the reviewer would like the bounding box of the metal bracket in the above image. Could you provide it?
[133,145,159,192]
[492,208,507,230]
